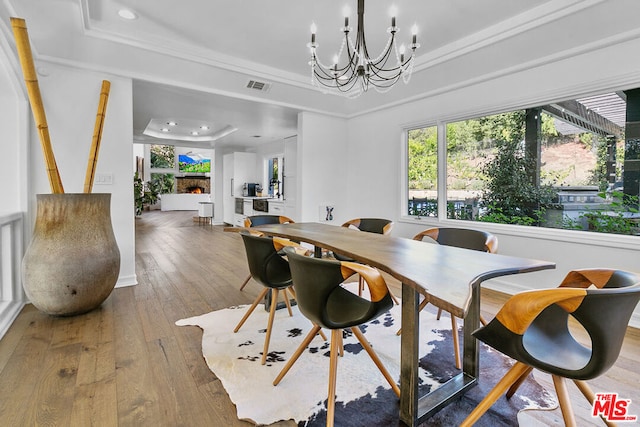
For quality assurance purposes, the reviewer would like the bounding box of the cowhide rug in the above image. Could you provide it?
[176,285,557,426]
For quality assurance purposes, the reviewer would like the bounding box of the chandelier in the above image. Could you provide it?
[307,0,420,97]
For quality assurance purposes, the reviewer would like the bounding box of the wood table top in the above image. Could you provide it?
[254,222,555,318]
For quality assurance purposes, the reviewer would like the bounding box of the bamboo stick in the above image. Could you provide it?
[10,17,64,193]
[84,80,111,193]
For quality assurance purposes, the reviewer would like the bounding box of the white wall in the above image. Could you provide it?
[346,38,640,327]
[31,62,136,287]
[0,23,29,339]
[0,25,28,215]
[297,112,349,224]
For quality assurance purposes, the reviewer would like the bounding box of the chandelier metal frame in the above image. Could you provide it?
[307,0,420,96]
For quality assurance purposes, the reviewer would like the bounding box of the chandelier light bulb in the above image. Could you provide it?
[343,5,351,27]
[389,5,397,27]
[310,22,317,45]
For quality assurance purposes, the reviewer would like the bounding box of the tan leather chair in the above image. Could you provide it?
[461,269,640,426]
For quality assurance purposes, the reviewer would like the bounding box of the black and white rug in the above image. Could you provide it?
[176,285,556,426]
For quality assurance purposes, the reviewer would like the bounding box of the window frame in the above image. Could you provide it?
[399,88,639,251]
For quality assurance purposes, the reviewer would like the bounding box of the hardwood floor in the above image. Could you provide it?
[0,210,638,426]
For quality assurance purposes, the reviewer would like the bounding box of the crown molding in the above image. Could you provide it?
[78,0,312,92]
[413,0,606,72]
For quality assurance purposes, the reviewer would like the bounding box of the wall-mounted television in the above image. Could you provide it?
[178,153,211,173]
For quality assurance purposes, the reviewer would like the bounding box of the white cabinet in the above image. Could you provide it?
[243,199,253,217]
[268,201,284,215]
[233,213,245,227]
[223,152,257,224]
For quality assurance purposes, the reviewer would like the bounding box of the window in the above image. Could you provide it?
[407,126,438,217]
[268,156,284,198]
[406,90,639,236]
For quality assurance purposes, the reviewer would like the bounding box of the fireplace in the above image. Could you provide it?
[176,177,211,194]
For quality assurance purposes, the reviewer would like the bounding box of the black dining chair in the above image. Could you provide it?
[233,231,304,365]
[273,248,400,427]
[397,226,498,369]
[236,215,295,291]
[333,218,399,303]
[460,269,640,427]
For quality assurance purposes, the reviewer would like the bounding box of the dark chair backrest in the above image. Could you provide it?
[342,218,393,235]
[285,249,393,329]
[474,269,640,380]
[244,215,294,228]
[414,227,498,253]
[240,232,292,288]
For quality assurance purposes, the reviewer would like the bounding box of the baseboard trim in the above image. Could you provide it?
[116,274,138,288]
[0,300,26,341]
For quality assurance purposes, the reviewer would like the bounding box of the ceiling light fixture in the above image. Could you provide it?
[117,8,138,20]
[191,131,199,136]
[161,128,169,132]
[167,121,177,126]
[200,125,210,130]
[308,0,420,97]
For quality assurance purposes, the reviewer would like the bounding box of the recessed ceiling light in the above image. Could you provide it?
[167,121,177,126]
[191,131,199,136]
[161,128,169,132]
[200,125,210,130]
[117,8,138,20]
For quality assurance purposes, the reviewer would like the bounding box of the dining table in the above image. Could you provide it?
[254,222,555,426]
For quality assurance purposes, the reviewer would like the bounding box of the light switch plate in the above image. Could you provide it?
[94,173,113,185]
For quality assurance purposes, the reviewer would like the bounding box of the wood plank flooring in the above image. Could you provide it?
[0,210,638,426]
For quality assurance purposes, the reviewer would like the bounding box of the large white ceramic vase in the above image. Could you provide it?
[22,193,120,316]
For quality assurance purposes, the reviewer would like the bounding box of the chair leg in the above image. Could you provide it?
[358,275,364,296]
[351,326,400,397]
[388,289,400,305]
[261,288,279,365]
[327,329,341,427]
[573,380,617,427]
[460,361,532,427]
[450,314,461,370]
[552,375,577,427]
[287,286,297,299]
[480,314,488,326]
[239,274,252,291]
[283,288,293,317]
[273,324,322,386]
[234,287,269,333]
[506,366,534,398]
[274,286,327,341]
[436,307,443,320]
